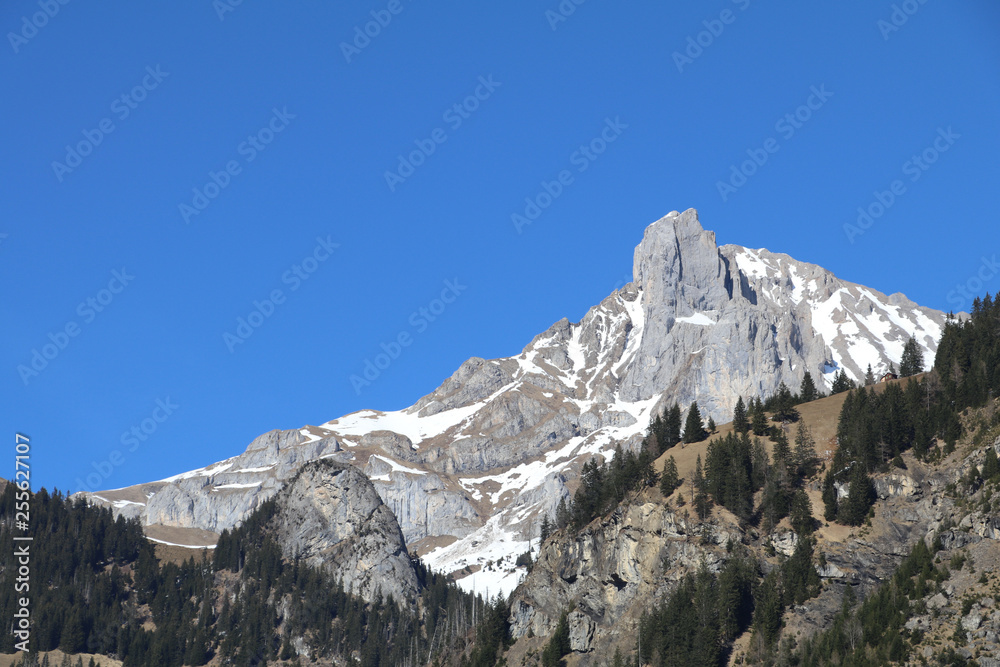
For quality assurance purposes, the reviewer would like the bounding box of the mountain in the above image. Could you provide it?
[82,208,950,596]
[264,459,420,606]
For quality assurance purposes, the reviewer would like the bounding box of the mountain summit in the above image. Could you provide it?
[84,209,949,595]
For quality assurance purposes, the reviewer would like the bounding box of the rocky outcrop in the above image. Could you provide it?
[506,435,1000,663]
[510,499,741,650]
[269,460,420,606]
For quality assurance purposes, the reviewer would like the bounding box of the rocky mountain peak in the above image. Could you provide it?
[83,208,953,598]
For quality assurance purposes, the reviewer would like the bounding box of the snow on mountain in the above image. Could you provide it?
[81,209,950,596]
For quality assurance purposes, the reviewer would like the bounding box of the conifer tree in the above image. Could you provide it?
[733,396,750,434]
[831,369,854,394]
[684,402,708,443]
[772,382,800,423]
[707,416,716,434]
[660,456,680,497]
[555,497,570,530]
[693,455,711,519]
[793,421,818,480]
[665,403,683,448]
[864,364,875,386]
[899,336,924,377]
[799,371,818,403]
[751,399,769,436]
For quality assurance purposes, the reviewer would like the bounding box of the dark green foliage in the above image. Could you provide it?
[795,538,942,665]
[733,396,750,434]
[792,422,818,480]
[831,369,854,394]
[789,489,815,536]
[707,416,716,434]
[800,372,819,403]
[555,497,571,530]
[750,397,770,436]
[703,432,758,522]
[639,557,755,667]
[541,611,571,667]
[769,383,800,423]
[821,471,837,522]
[659,456,681,497]
[684,402,708,444]
[752,571,783,645]
[983,447,1000,481]
[693,455,712,520]
[781,536,821,606]
[540,515,553,542]
[642,403,683,455]
[900,335,925,377]
[666,404,683,450]
[934,294,1000,426]
[837,465,876,526]
[864,364,875,386]
[0,480,503,667]
[568,446,656,530]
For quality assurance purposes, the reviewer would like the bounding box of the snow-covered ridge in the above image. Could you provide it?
[83,208,952,597]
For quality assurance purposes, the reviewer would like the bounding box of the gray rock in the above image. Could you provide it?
[962,611,982,632]
[269,460,420,606]
[568,610,596,652]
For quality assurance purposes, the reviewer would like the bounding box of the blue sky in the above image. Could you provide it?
[3,1,998,494]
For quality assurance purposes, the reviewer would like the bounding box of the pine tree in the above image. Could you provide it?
[541,611,571,667]
[660,456,680,497]
[864,364,875,386]
[789,489,815,535]
[540,515,552,543]
[793,421,818,480]
[733,396,750,434]
[707,416,716,434]
[900,336,925,377]
[772,382,800,423]
[751,399,769,436]
[693,455,711,519]
[555,497,570,530]
[839,466,875,526]
[799,372,818,403]
[665,403,683,448]
[684,402,708,444]
[831,369,854,394]
[983,447,1000,481]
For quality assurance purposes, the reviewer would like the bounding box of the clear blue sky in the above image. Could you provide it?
[3,1,998,494]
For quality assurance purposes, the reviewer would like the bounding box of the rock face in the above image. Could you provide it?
[509,500,740,651]
[82,209,951,594]
[505,435,1000,664]
[269,460,420,606]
